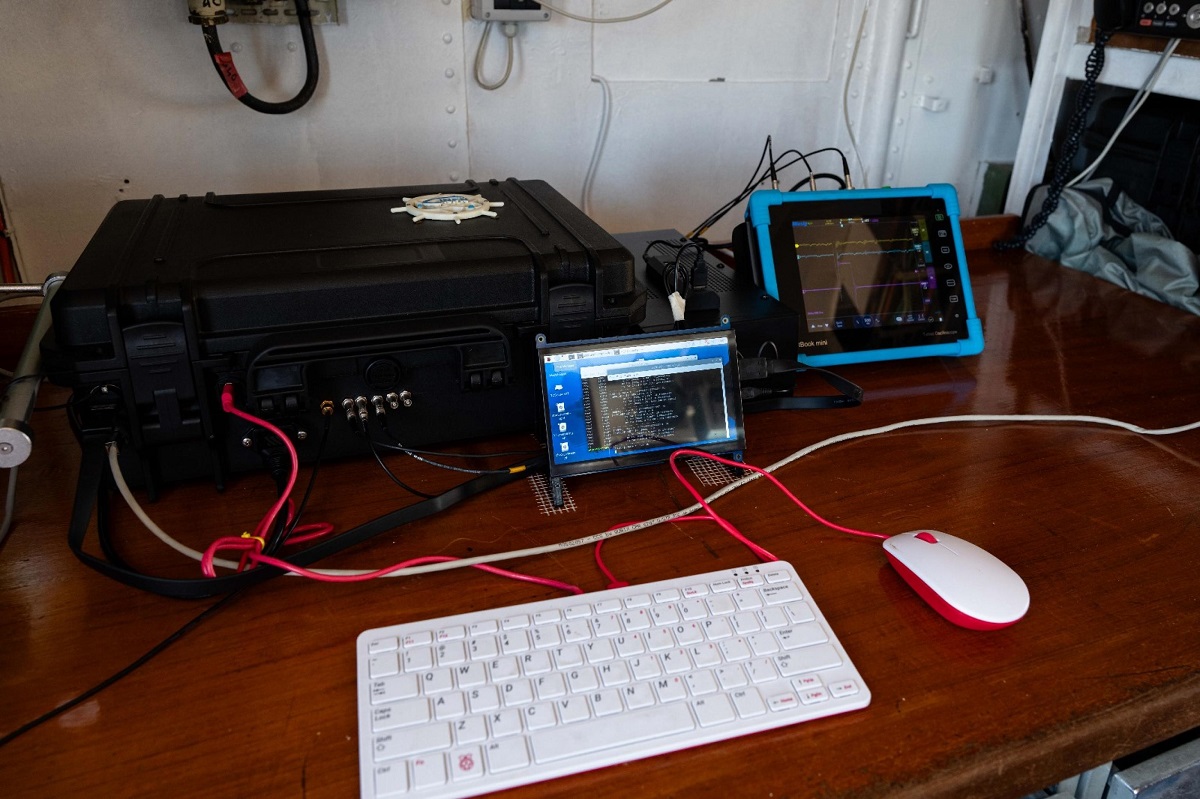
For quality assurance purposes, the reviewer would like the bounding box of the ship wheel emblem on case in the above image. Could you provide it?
[391,193,504,224]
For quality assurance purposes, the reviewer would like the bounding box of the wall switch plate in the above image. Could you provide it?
[470,0,550,22]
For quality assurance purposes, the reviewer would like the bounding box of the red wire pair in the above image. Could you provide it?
[204,385,582,595]
[669,448,887,542]
[595,449,886,588]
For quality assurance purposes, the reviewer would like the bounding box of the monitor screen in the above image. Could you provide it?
[539,328,744,479]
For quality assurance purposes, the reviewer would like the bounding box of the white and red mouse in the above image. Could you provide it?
[882,530,1029,630]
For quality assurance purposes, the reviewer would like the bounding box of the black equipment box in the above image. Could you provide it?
[42,179,645,489]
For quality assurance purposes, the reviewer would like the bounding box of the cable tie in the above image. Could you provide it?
[239,532,266,550]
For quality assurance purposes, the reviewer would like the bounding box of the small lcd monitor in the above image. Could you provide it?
[538,327,745,504]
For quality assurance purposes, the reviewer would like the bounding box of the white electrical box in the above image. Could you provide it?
[470,0,550,22]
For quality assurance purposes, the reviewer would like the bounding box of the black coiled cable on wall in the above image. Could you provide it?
[996,29,1115,251]
[197,0,320,115]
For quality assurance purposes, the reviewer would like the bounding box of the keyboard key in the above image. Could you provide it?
[402,630,432,648]
[523,702,556,730]
[622,609,651,631]
[369,674,419,705]
[556,696,590,724]
[762,583,804,605]
[520,650,552,676]
[533,672,567,700]
[437,625,466,642]
[530,703,695,764]
[731,687,766,718]
[373,764,407,797]
[369,653,399,679]
[485,738,530,773]
[453,715,487,745]
[371,698,430,732]
[450,747,484,781]
[829,679,861,698]
[411,753,447,789]
[707,594,737,615]
[488,708,522,738]
[693,694,736,727]
[469,619,498,636]
[368,636,398,655]
[373,723,452,761]
[774,644,842,676]
[732,590,762,610]
[778,623,829,650]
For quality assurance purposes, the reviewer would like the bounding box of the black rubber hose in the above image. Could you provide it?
[200,0,319,115]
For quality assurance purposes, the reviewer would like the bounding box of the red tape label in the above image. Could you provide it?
[214,52,249,99]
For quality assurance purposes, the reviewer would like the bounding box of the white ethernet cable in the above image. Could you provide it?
[110,412,1200,582]
[1067,38,1181,189]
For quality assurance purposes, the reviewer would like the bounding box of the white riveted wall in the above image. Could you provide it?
[0,0,1031,283]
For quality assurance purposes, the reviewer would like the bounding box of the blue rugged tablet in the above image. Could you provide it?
[746,183,984,366]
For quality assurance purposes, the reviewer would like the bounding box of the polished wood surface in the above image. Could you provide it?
[2,243,1200,798]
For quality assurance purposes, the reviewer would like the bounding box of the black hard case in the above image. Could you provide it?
[42,179,644,489]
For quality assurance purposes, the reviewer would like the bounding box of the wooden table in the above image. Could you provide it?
[2,241,1199,798]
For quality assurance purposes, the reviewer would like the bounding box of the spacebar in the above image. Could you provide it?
[530,704,696,764]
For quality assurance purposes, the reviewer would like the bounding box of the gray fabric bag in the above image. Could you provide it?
[1023,178,1200,316]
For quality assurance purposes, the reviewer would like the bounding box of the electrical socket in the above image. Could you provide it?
[470,0,550,23]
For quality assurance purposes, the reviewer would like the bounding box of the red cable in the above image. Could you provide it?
[593,515,718,588]
[220,384,300,541]
[200,539,582,595]
[667,451,778,562]
[670,448,888,541]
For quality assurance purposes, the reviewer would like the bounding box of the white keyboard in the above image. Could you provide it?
[355,561,870,798]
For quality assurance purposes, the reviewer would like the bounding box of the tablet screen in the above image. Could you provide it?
[749,186,983,365]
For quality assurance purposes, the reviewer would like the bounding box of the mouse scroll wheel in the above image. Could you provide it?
[915,532,939,544]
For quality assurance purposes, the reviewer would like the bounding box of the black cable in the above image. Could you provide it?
[199,0,319,114]
[788,172,848,192]
[267,411,334,554]
[0,589,242,749]
[387,443,544,460]
[68,433,547,599]
[687,140,852,239]
[996,29,1114,251]
[377,417,520,476]
[642,237,709,298]
[374,438,518,476]
[366,432,436,499]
